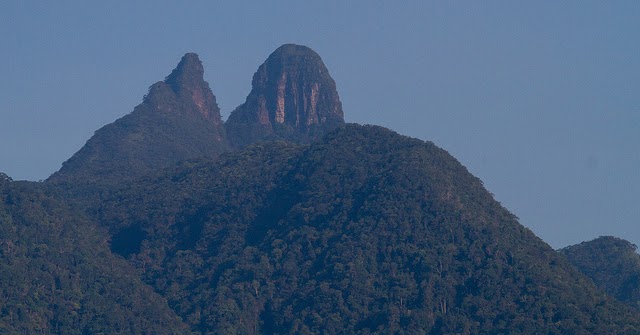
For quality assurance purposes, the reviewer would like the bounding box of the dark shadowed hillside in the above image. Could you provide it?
[561,236,640,310]
[0,179,192,334]
[91,125,639,334]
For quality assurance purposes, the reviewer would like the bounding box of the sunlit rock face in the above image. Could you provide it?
[226,44,344,148]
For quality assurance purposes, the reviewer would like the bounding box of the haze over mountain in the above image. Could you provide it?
[561,236,640,311]
[92,124,639,333]
[1,44,639,333]
[48,52,228,183]
[49,45,345,185]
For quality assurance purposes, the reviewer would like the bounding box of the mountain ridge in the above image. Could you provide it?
[48,44,344,184]
[91,124,640,333]
[5,45,639,334]
[48,52,228,184]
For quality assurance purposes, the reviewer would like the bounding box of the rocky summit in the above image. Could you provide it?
[50,45,344,184]
[226,44,344,147]
[49,53,227,184]
[164,53,224,124]
[4,45,640,334]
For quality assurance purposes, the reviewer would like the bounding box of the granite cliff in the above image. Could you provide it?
[226,44,344,147]
[50,45,344,183]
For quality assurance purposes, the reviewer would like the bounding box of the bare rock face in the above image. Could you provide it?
[49,46,344,183]
[225,44,344,147]
[49,53,228,183]
[165,53,223,125]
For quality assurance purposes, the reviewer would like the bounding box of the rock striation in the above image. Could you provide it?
[0,172,11,183]
[49,45,344,183]
[225,44,344,147]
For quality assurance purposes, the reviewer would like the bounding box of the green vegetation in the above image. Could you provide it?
[69,125,638,334]
[561,236,640,310]
[0,180,192,334]
[3,45,639,333]
[49,54,228,185]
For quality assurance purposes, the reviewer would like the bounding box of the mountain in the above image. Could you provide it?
[225,44,344,148]
[48,53,228,184]
[561,236,640,310]
[7,45,640,334]
[92,125,639,334]
[49,45,344,184]
[0,180,192,334]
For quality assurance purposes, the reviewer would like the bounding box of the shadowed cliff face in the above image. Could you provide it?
[226,44,344,147]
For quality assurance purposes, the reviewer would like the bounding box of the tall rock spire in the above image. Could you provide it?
[225,44,344,147]
[164,53,223,123]
[49,53,228,183]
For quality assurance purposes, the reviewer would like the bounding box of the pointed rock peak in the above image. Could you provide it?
[165,52,205,92]
[158,53,222,123]
[226,44,344,147]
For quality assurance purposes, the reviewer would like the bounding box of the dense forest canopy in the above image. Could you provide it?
[561,236,640,311]
[76,125,639,334]
[2,44,639,334]
[0,181,192,334]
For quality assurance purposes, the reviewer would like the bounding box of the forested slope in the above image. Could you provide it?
[0,178,192,334]
[561,236,640,310]
[88,125,639,334]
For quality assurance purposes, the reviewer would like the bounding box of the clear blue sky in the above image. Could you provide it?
[1,1,638,248]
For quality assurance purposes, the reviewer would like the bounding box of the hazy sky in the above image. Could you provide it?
[1,1,638,248]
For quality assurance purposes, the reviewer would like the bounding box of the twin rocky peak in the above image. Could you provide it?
[50,44,344,182]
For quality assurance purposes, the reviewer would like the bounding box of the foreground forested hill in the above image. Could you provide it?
[0,179,193,334]
[75,124,639,334]
[3,44,639,334]
[4,124,640,334]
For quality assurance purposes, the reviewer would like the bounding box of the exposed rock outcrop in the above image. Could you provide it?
[49,45,344,184]
[226,44,344,147]
[49,53,228,183]
[165,53,224,125]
